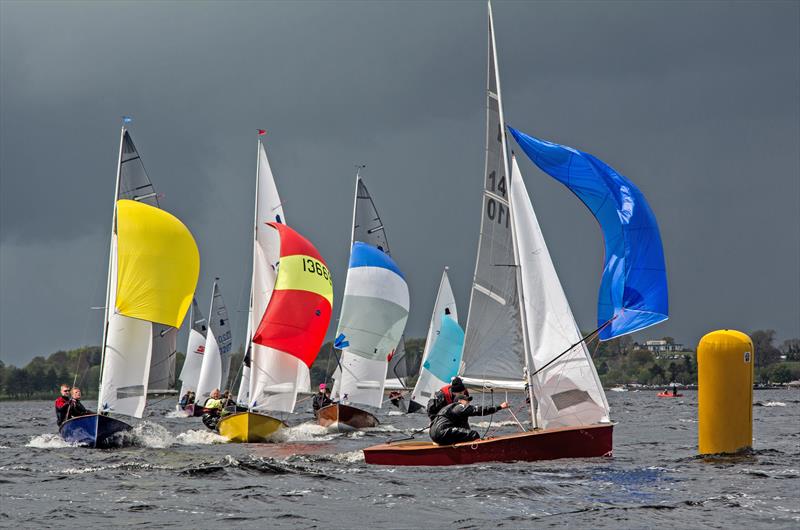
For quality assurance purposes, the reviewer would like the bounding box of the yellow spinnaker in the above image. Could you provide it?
[115,199,200,328]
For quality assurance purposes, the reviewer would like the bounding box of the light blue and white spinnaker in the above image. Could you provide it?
[408,268,462,413]
[335,242,410,408]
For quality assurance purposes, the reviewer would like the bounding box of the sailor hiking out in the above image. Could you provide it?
[429,393,508,445]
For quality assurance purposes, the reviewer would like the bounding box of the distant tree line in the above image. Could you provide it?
[2,330,798,399]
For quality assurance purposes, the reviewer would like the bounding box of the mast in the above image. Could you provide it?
[351,165,364,247]
[508,154,538,429]
[244,137,262,411]
[96,122,126,411]
[487,2,537,429]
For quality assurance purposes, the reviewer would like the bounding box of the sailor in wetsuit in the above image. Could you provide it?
[64,387,93,421]
[54,384,72,427]
[426,376,469,420]
[312,383,333,415]
[429,394,508,445]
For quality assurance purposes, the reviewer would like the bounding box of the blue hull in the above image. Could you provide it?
[59,414,133,448]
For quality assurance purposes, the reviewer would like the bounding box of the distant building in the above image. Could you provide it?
[636,339,685,353]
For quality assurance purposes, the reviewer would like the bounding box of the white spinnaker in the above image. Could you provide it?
[460,9,526,390]
[246,140,309,413]
[195,328,222,402]
[99,235,154,417]
[509,155,610,428]
[410,269,458,408]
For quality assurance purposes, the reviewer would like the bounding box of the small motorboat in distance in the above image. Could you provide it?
[657,391,683,398]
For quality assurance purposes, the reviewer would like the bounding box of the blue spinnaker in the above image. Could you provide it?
[422,315,465,383]
[508,126,668,340]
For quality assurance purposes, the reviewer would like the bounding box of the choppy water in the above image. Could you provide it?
[1,390,798,528]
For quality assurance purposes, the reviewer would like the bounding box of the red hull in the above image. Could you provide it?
[363,423,613,466]
[316,403,379,432]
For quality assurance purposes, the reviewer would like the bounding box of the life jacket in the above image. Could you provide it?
[440,385,454,405]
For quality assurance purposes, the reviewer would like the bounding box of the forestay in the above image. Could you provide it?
[509,155,609,428]
[460,10,526,390]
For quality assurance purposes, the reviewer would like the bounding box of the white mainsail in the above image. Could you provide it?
[409,268,461,411]
[177,298,207,399]
[246,139,310,413]
[459,3,610,430]
[195,280,228,401]
[509,155,610,428]
[460,6,526,391]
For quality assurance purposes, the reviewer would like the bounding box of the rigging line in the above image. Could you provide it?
[529,317,616,379]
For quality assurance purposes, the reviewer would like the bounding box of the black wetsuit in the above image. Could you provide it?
[429,402,502,445]
[312,393,332,414]
[55,396,71,426]
[426,385,458,420]
[65,399,91,421]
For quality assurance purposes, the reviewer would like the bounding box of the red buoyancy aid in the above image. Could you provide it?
[441,385,453,404]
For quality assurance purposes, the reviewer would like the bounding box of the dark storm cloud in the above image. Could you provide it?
[1,1,798,366]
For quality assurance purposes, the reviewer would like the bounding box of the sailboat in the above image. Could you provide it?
[216,134,333,443]
[175,298,208,415]
[363,3,666,465]
[320,172,410,431]
[407,268,463,414]
[194,278,232,416]
[60,122,199,448]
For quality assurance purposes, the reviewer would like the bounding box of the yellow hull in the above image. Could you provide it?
[217,412,285,443]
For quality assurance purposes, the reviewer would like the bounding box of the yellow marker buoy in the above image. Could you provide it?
[697,330,754,455]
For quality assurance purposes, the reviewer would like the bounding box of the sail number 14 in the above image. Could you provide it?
[486,170,509,228]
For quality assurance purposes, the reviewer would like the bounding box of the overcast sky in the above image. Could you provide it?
[1,1,798,367]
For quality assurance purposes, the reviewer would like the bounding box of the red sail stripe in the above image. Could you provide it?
[253,290,331,368]
[267,222,324,262]
[252,222,331,368]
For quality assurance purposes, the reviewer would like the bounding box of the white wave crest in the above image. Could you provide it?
[762,401,787,407]
[275,422,336,442]
[329,450,365,464]
[26,433,77,448]
[131,421,173,448]
[165,408,191,418]
[175,429,227,445]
